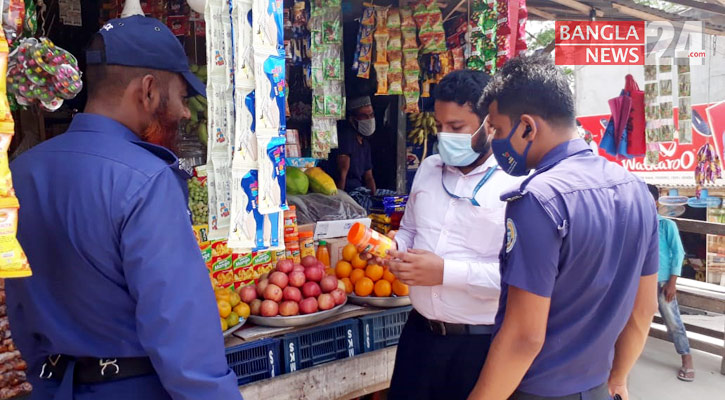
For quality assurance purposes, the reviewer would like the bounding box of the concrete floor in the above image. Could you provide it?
[629,337,724,399]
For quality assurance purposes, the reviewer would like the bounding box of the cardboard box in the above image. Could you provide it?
[327,237,350,268]
[313,218,371,240]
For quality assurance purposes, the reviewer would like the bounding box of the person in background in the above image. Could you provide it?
[376,70,523,400]
[5,16,241,400]
[648,184,695,382]
[330,96,396,211]
[467,55,659,400]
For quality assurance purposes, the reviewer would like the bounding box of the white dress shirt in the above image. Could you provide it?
[395,154,524,325]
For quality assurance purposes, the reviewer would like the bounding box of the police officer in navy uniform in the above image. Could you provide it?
[467,55,659,400]
[6,16,241,400]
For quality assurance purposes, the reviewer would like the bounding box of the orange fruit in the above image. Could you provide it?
[374,279,392,297]
[217,300,232,318]
[351,253,368,269]
[221,317,228,331]
[325,267,335,276]
[355,277,374,297]
[342,244,358,262]
[335,261,352,279]
[392,279,409,296]
[215,289,231,303]
[350,269,365,284]
[341,278,353,294]
[382,268,396,283]
[233,303,251,319]
[365,264,384,282]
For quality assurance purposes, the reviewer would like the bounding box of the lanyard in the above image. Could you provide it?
[441,166,498,207]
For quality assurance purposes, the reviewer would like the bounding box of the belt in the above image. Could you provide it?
[413,309,494,336]
[39,354,156,385]
[510,382,610,400]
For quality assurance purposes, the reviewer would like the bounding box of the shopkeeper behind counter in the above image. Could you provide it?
[327,96,396,212]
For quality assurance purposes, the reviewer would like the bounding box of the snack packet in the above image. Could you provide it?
[388,69,403,95]
[0,196,31,278]
[374,63,389,95]
[374,31,389,63]
[404,91,420,113]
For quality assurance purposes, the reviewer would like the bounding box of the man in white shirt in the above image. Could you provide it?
[382,70,523,399]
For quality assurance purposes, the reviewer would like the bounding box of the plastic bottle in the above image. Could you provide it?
[316,240,330,267]
[299,231,315,259]
[347,222,394,259]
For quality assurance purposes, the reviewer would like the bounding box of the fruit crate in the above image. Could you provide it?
[358,306,413,353]
[225,338,281,385]
[280,319,360,373]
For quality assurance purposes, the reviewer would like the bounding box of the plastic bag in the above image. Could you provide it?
[2,0,24,46]
[288,192,367,225]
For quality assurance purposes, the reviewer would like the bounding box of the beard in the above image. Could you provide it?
[141,96,180,154]
[472,131,491,155]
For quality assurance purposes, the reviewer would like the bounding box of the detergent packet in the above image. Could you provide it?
[208,154,232,240]
[0,197,31,278]
[252,0,284,55]
[206,0,233,88]
[234,0,254,84]
[233,85,257,166]
[257,134,287,214]
[229,167,266,250]
[254,52,286,131]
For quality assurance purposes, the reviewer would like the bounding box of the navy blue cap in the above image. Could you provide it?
[86,15,205,97]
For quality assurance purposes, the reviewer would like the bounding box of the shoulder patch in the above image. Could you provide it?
[500,189,525,202]
[505,218,517,253]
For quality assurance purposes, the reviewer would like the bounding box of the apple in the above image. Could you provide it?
[305,267,323,282]
[239,286,258,304]
[330,289,346,306]
[256,279,269,298]
[337,280,346,292]
[276,259,294,273]
[293,264,305,272]
[318,293,335,311]
[279,301,300,316]
[320,275,338,293]
[264,284,283,302]
[299,297,319,314]
[288,271,306,288]
[269,271,289,290]
[249,299,263,316]
[283,286,302,302]
[316,261,327,270]
[302,281,322,298]
[260,300,279,317]
[301,255,318,268]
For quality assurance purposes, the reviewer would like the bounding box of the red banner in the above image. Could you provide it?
[578,102,725,186]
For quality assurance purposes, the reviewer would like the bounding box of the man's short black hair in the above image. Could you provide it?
[478,55,576,127]
[647,184,660,202]
[434,69,491,121]
[85,34,171,102]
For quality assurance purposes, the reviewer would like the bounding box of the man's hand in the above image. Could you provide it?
[608,378,628,400]
[360,230,397,265]
[386,249,444,286]
[663,280,677,303]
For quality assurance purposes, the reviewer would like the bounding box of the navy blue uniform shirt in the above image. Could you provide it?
[496,139,658,397]
[6,114,240,399]
[331,124,372,192]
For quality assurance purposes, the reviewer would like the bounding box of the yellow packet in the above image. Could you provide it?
[0,196,31,278]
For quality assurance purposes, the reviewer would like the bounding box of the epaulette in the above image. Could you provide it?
[500,189,526,203]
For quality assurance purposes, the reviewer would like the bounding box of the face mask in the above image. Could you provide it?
[491,121,533,176]
[355,118,376,136]
[437,132,480,167]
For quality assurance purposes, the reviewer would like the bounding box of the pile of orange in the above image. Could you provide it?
[332,243,409,297]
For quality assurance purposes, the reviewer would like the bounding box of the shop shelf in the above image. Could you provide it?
[358,306,412,353]
[280,319,360,373]
[225,338,281,385]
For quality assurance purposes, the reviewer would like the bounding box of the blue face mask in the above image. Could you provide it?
[437,132,480,167]
[491,121,533,177]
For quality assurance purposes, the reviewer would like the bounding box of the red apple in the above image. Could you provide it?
[263,284,283,302]
[256,279,269,298]
[239,286,258,304]
[316,261,327,270]
[317,293,335,311]
[320,275,338,293]
[249,299,263,316]
[269,271,289,289]
[330,289,346,305]
[260,300,279,317]
[292,264,305,272]
[305,267,323,282]
[288,271,306,288]
[302,281,322,298]
[299,297,319,314]
[279,301,300,316]
[276,259,294,273]
[283,286,302,302]
[301,255,318,268]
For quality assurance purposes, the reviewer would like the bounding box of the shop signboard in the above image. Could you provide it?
[577,101,725,186]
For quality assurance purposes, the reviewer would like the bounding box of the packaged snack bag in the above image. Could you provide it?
[0,197,30,278]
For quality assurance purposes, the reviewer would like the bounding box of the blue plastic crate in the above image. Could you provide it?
[225,338,281,385]
[358,306,412,352]
[281,319,360,373]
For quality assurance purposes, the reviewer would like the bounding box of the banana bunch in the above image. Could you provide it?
[186,64,209,145]
[407,112,437,145]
